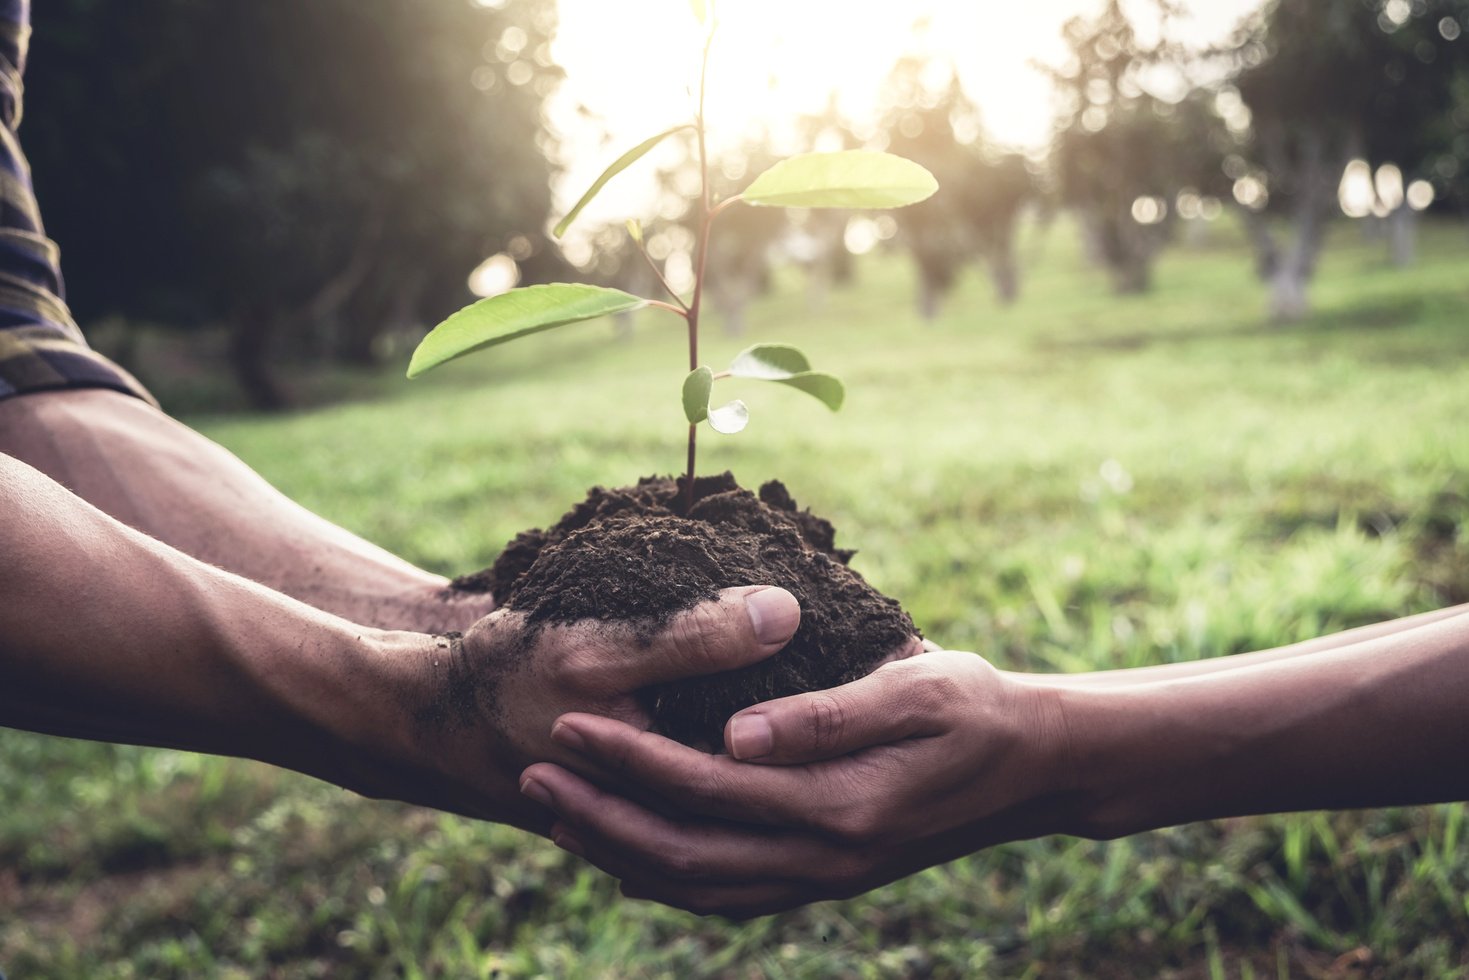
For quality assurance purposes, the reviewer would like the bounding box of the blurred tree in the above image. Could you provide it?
[793,96,861,299]
[1358,0,1469,264]
[1227,0,1468,318]
[880,55,1037,320]
[27,0,562,409]
[1044,0,1212,294]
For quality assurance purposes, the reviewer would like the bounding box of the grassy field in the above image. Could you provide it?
[3,217,1469,977]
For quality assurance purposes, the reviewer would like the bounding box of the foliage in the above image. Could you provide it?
[6,220,1469,976]
[879,56,1038,316]
[1044,0,1214,295]
[1226,0,1469,316]
[26,0,564,408]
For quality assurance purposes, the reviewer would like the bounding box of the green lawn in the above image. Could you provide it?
[4,217,1469,977]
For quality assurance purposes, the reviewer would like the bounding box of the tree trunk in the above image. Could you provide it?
[229,312,288,411]
[828,242,854,286]
[917,276,940,322]
[1250,124,1351,323]
[987,239,1019,306]
[1267,265,1311,322]
[1386,205,1416,267]
[1269,196,1327,323]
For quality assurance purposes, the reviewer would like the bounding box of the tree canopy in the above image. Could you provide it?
[26,0,563,406]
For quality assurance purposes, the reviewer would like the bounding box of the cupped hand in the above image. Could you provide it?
[518,648,1078,918]
[379,585,801,832]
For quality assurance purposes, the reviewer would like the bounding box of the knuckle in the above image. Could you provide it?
[655,841,705,879]
[670,602,726,668]
[826,801,879,845]
[897,659,958,717]
[670,763,723,806]
[804,693,846,754]
[603,732,641,775]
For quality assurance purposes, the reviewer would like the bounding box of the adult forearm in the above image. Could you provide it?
[1056,612,1469,839]
[1035,602,1469,689]
[0,451,424,792]
[0,390,488,630]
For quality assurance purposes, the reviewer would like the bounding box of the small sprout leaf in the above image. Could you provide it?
[625,218,643,243]
[743,151,938,209]
[708,399,749,434]
[554,125,695,238]
[727,343,844,410]
[728,342,813,379]
[774,371,845,411]
[682,366,713,424]
[689,0,706,24]
[407,284,644,378]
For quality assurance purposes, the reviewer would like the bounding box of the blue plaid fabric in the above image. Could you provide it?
[0,0,154,405]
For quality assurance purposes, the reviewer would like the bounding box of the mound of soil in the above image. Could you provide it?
[452,473,917,748]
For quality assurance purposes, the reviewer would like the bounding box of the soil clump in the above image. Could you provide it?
[452,473,916,748]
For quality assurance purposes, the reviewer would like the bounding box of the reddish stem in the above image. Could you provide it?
[682,30,716,516]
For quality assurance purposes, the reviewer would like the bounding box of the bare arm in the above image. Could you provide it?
[0,449,426,791]
[1038,601,1469,687]
[519,611,1469,917]
[1056,611,1469,836]
[1,450,800,832]
[0,388,487,631]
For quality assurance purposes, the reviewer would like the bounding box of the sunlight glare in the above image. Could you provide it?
[548,0,1265,230]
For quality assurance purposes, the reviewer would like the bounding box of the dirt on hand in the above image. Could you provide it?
[452,472,917,748]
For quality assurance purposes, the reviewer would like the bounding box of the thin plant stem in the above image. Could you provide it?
[685,423,697,512]
[682,28,716,515]
[646,299,690,317]
[635,238,691,313]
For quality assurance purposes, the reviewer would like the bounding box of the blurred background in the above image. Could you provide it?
[5,0,1469,976]
[22,0,1469,411]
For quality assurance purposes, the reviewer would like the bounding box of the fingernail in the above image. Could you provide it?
[552,831,584,857]
[728,713,773,760]
[519,776,553,808]
[746,587,799,646]
[551,720,587,753]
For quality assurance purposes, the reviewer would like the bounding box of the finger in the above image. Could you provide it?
[547,714,826,828]
[618,878,810,921]
[520,763,848,918]
[724,655,949,764]
[587,585,801,689]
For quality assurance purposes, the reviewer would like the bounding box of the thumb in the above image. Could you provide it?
[611,585,800,690]
[724,655,936,764]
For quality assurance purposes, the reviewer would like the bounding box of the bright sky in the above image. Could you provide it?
[545,0,1265,231]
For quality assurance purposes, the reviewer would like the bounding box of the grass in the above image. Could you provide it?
[4,215,1469,977]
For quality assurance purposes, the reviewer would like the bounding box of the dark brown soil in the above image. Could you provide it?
[452,473,917,748]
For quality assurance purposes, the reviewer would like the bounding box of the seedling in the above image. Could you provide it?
[407,3,937,512]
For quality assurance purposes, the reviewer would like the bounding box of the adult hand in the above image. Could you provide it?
[375,585,803,834]
[517,647,1077,918]
[0,450,800,838]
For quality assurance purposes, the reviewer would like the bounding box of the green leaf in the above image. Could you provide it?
[773,372,844,411]
[708,399,749,434]
[682,366,713,424]
[743,151,938,210]
[407,284,644,378]
[689,0,706,23]
[727,343,845,411]
[728,343,812,379]
[625,218,643,243]
[554,125,694,238]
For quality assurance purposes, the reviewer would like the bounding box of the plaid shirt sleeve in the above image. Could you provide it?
[0,0,156,406]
